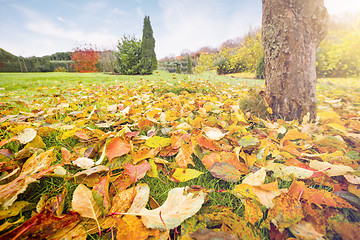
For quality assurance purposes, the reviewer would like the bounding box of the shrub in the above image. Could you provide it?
[71,45,99,72]
[114,35,142,75]
[54,67,67,72]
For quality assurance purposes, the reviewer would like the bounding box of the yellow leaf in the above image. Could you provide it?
[0,201,30,220]
[72,184,101,234]
[231,183,259,201]
[171,168,204,182]
[24,135,46,149]
[145,136,171,148]
[244,198,263,225]
[327,123,347,134]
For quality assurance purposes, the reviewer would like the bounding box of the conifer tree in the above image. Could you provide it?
[140,16,157,75]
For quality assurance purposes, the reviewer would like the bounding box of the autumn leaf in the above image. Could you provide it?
[17,128,37,144]
[209,162,242,182]
[123,161,151,183]
[115,215,160,240]
[145,136,171,148]
[72,157,95,169]
[140,187,206,230]
[309,160,355,177]
[203,126,227,140]
[170,168,204,182]
[0,201,30,220]
[92,174,111,215]
[244,198,263,225]
[105,137,131,161]
[0,209,80,240]
[175,142,194,168]
[71,184,101,234]
[288,220,325,240]
[265,192,304,230]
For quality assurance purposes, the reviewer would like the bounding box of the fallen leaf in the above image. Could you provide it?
[0,201,30,220]
[115,215,160,240]
[171,168,204,182]
[203,127,227,140]
[17,128,37,144]
[123,161,151,183]
[105,137,131,161]
[140,186,206,230]
[189,228,238,240]
[145,136,171,148]
[175,142,194,168]
[92,174,111,215]
[71,184,101,233]
[309,160,354,177]
[72,157,95,169]
[242,168,266,186]
[0,209,80,240]
[289,220,325,240]
[265,192,304,230]
[209,162,242,182]
[244,198,263,225]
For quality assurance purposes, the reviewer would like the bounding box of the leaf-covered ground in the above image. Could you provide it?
[0,71,359,239]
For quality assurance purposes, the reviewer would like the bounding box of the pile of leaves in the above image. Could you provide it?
[0,77,359,239]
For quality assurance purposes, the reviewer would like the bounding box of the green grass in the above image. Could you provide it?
[0,71,263,101]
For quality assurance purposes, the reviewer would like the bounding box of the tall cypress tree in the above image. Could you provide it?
[141,16,157,75]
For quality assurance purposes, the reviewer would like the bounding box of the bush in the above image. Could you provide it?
[114,36,143,75]
[256,56,265,79]
[54,67,67,72]
[215,58,231,74]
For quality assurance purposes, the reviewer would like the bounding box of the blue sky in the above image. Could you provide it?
[1,0,359,59]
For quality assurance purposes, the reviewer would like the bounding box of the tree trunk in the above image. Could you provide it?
[262,0,328,122]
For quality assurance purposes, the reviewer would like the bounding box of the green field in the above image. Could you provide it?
[0,71,359,239]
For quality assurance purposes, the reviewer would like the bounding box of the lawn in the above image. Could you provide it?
[0,71,359,239]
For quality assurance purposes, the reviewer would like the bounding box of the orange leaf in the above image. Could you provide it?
[244,198,263,225]
[133,147,159,164]
[175,143,194,168]
[115,215,160,240]
[266,192,304,230]
[105,137,131,161]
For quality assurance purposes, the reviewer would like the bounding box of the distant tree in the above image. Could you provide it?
[187,55,192,74]
[71,45,99,72]
[140,16,157,74]
[114,35,142,75]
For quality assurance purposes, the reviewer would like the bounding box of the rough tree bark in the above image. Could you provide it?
[262,0,328,122]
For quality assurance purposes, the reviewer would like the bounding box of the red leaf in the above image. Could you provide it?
[123,161,151,183]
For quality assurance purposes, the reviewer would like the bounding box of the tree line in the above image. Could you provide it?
[1,14,359,78]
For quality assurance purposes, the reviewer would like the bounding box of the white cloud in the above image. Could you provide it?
[156,0,260,58]
[12,4,118,54]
